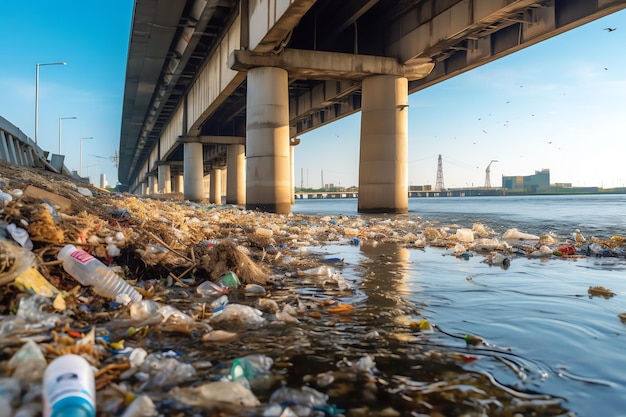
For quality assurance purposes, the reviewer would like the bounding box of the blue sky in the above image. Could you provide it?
[0,1,133,186]
[0,2,624,189]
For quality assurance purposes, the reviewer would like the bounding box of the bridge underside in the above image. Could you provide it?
[119,0,626,212]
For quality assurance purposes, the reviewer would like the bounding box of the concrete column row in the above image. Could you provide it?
[139,71,409,215]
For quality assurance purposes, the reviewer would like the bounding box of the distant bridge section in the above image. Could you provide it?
[119,0,626,213]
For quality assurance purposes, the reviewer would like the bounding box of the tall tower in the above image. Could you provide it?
[435,154,445,191]
[484,160,498,188]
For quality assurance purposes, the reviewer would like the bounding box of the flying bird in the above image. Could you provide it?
[604,27,617,32]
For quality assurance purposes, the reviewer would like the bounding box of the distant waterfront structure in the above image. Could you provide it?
[502,168,550,192]
[435,155,445,191]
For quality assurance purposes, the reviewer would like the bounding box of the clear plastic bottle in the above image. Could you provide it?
[43,354,96,417]
[230,354,274,391]
[57,244,142,304]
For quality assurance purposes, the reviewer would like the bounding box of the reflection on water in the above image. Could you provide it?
[357,242,414,318]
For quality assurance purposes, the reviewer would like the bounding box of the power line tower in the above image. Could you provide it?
[435,154,445,191]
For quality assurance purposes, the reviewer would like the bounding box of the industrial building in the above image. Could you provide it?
[502,169,550,192]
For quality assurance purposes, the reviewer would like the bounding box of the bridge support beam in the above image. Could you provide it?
[226,144,245,205]
[184,141,205,201]
[358,75,408,214]
[210,168,223,204]
[245,67,291,213]
[157,163,171,193]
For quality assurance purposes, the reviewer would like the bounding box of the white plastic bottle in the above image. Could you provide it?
[57,244,142,304]
[43,354,96,417]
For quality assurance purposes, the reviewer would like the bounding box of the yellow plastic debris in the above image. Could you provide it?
[13,267,59,297]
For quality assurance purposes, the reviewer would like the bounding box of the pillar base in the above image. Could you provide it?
[358,207,408,214]
[246,202,291,213]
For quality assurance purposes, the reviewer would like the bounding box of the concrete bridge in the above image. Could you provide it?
[119,0,626,214]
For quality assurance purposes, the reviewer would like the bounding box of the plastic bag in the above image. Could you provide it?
[0,240,35,286]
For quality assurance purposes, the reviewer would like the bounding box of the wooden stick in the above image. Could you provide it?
[146,230,193,262]
[168,271,190,288]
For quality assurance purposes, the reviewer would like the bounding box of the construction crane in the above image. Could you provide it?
[484,160,498,188]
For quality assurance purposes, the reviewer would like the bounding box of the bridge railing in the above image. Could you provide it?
[0,115,69,174]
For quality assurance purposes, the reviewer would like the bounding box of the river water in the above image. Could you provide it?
[285,194,626,417]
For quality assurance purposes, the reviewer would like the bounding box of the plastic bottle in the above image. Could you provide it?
[57,244,142,304]
[231,354,273,381]
[43,354,96,417]
[231,354,274,391]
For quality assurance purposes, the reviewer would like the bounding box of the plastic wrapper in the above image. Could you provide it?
[209,304,265,329]
[0,240,35,286]
[169,380,260,408]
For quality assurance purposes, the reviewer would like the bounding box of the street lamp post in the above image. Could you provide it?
[35,62,67,148]
[79,137,94,176]
[58,116,77,154]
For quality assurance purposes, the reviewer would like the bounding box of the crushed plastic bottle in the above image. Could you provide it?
[209,304,265,329]
[485,252,510,267]
[57,245,142,304]
[231,354,274,391]
[196,280,230,297]
[301,265,335,278]
[139,353,196,388]
[269,385,328,408]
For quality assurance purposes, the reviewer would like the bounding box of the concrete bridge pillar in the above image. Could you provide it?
[358,75,409,214]
[184,141,205,201]
[157,163,171,193]
[290,144,295,204]
[140,181,146,195]
[203,174,211,199]
[147,172,157,195]
[210,167,223,204]
[226,144,245,204]
[245,67,291,214]
[173,174,183,193]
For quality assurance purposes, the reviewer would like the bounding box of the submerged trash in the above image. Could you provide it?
[170,380,260,408]
[210,304,266,329]
[588,286,616,299]
[484,252,511,267]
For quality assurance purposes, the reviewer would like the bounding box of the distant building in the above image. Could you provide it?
[502,168,550,192]
[410,185,432,191]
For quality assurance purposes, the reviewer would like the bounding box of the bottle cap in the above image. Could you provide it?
[231,358,249,380]
[50,396,95,417]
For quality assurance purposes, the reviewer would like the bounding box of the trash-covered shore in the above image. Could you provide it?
[1,163,625,417]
